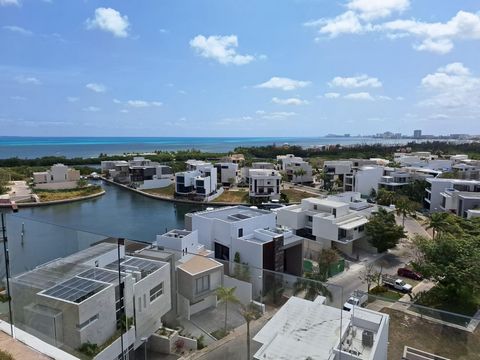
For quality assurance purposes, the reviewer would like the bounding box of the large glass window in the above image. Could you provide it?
[150,282,164,302]
[195,275,210,294]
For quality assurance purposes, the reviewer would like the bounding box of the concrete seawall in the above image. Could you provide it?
[101,177,249,207]
[0,190,105,208]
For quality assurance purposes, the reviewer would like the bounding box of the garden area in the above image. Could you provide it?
[143,184,175,198]
[211,189,248,203]
[33,185,103,202]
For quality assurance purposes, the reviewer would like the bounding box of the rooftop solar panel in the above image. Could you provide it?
[77,268,123,284]
[42,277,108,303]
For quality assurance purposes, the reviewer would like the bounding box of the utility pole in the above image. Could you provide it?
[1,209,17,337]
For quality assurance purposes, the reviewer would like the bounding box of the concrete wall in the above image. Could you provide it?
[138,178,172,190]
[94,327,136,360]
[224,276,253,305]
[35,181,79,190]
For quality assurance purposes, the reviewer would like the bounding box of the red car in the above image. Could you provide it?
[397,267,423,281]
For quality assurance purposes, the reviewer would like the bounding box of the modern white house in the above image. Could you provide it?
[9,243,171,359]
[424,178,480,216]
[378,169,411,192]
[253,296,389,360]
[344,166,384,196]
[155,229,224,320]
[323,160,353,186]
[33,164,81,190]
[175,160,219,199]
[276,195,379,256]
[215,162,239,186]
[276,154,313,184]
[246,169,282,200]
[185,206,304,296]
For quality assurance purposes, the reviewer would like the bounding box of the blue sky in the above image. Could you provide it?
[1,0,479,137]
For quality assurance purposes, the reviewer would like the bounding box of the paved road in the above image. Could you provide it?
[328,215,429,308]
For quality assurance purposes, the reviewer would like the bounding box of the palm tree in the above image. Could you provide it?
[216,286,239,333]
[294,271,332,301]
[240,304,260,360]
[294,168,307,183]
[395,197,416,227]
[423,212,450,240]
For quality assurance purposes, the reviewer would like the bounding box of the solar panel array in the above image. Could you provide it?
[42,277,107,303]
[123,257,161,274]
[77,268,122,284]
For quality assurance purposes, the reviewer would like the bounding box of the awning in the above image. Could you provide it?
[338,218,368,230]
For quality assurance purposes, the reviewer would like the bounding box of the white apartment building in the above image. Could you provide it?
[33,164,81,190]
[344,166,384,196]
[253,296,389,360]
[246,169,282,200]
[10,243,171,359]
[175,160,218,198]
[215,162,239,186]
[323,160,352,185]
[277,154,313,184]
[425,178,480,216]
[378,168,411,192]
[276,195,379,256]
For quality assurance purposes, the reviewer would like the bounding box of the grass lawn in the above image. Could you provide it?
[382,307,480,359]
[34,186,103,202]
[413,286,480,318]
[370,286,403,301]
[211,189,248,203]
[282,189,314,203]
[143,184,175,198]
[211,329,228,340]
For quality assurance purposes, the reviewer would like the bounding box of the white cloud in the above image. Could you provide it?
[344,92,375,100]
[329,74,382,88]
[0,0,20,6]
[15,75,41,85]
[261,111,297,120]
[3,25,32,36]
[347,0,410,21]
[419,62,480,111]
[305,11,364,38]
[272,97,309,105]
[83,106,100,112]
[178,90,187,95]
[323,92,341,99]
[86,83,106,93]
[113,98,122,104]
[306,7,480,55]
[189,35,254,65]
[256,77,311,91]
[120,109,129,113]
[86,7,130,38]
[67,97,79,102]
[127,100,162,108]
[377,95,392,100]
[380,11,480,54]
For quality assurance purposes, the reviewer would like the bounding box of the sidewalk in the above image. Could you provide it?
[0,331,51,359]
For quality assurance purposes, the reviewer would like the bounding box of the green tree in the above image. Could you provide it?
[359,263,381,293]
[395,196,417,227]
[376,188,397,206]
[317,248,339,279]
[216,286,240,333]
[294,270,332,301]
[240,304,260,360]
[423,212,458,240]
[413,234,480,300]
[77,178,88,188]
[365,208,406,252]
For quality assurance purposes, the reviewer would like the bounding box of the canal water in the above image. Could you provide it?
[2,180,205,276]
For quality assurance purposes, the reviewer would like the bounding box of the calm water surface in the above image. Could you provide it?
[3,180,204,275]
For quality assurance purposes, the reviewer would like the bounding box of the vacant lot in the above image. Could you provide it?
[282,189,314,203]
[143,184,175,198]
[35,186,103,202]
[211,189,248,203]
[382,308,480,359]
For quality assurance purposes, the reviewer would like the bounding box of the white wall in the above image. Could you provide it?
[224,276,253,305]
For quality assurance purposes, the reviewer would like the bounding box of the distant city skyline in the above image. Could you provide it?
[1,0,479,136]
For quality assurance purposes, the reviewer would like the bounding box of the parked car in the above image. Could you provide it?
[343,292,368,311]
[397,267,423,281]
[382,274,413,293]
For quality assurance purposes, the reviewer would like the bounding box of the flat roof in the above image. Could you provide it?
[41,276,108,304]
[253,296,350,360]
[177,255,223,275]
[193,206,271,222]
[338,217,368,230]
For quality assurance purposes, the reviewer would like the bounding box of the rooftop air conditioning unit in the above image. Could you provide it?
[362,330,374,347]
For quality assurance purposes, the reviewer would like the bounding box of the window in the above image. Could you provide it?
[307,216,313,222]
[238,228,243,237]
[332,208,337,217]
[195,275,210,294]
[358,225,365,232]
[143,294,147,308]
[77,314,99,329]
[150,282,164,302]
[313,205,317,210]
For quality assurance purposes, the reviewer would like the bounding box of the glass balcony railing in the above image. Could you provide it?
[0,212,477,360]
